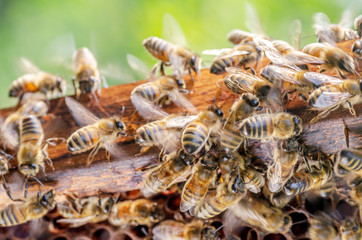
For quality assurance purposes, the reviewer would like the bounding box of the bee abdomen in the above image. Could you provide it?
[239,115,273,139]
[220,126,243,153]
[20,115,43,145]
[136,122,165,146]
[143,37,171,62]
[0,205,26,227]
[339,149,362,172]
[67,126,98,152]
[133,83,162,102]
[283,172,312,196]
[182,121,209,155]
[197,198,224,219]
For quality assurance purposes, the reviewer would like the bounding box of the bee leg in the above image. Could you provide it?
[338,69,346,79]
[135,146,151,157]
[342,119,350,148]
[91,91,100,103]
[160,62,166,76]
[188,68,195,82]
[1,175,22,202]
[250,67,256,76]
[72,77,79,98]
[23,177,29,198]
[101,76,108,88]
[87,143,102,166]
[42,144,54,171]
[345,100,357,117]
[46,137,66,146]
[106,150,111,162]
[310,104,339,124]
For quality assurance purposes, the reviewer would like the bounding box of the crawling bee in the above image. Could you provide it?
[73,47,107,101]
[9,58,66,101]
[108,198,164,227]
[220,93,261,154]
[0,190,55,227]
[141,149,195,197]
[65,97,126,166]
[238,112,303,141]
[130,75,195,121]
[153,219,219,240]
[340,219,361,240]
[308,79,362,123]
[57,195,115,228]
[181,106,223,156]
[225,193,292,233]
[307,213,337,240]
[333,149,362,177]
[180,153,218,214]
[143,36,201,80]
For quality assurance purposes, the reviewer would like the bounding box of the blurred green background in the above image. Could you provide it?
[0,0,360,108]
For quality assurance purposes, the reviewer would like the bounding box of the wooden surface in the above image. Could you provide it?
[0,40,361,208]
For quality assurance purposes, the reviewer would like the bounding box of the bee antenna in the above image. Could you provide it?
[31,176,45,188]
[114,191,121,203]
[120,106,125,119]
[215,224,224,232]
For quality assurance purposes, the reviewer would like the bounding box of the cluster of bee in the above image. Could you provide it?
[0,6,361,240]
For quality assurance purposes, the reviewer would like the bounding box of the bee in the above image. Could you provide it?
[266,190,294,208]
[308,79,362,123]
[9,59,66,101]
[313,12,359,44]
[72,47,107,101]
[135,114,197,155]
[333,149,362,177]
[307,213,337,240]
[283,160,333,196]
[65,97,126,166]
[227,29,258,45]
[108,198,165,227]
[267,148,299,193]
[141,149,195,197]
[142,36,201,80]
[0,190,55,227]
[340,219,361,240]
[0,151,17,200]
[220,93,261,154]
[221,68,284,112]
[238,112,303,141]
[130,75,196,121]
[181,106,223,156]
[349,178,362,221]
[352,38,362,57]
[57,195,115,228]
[355,15,362,37]
[153,219,219,240]
[303,43,359,78]
[225,194,292,233]
[180,153,218,214]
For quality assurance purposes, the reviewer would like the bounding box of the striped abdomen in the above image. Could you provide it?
[131,82,163,102]
[153,220,187,240]
[0,204,27,227]
[308,84,343,108]
[109,200,132,226]
[338,149,362,175]
[9,74,38,97]
[283,171,313,196]
[220,124,243,154]
[272,40,293,55]
[135,121,166,147]
[242,167,265,193]
[67,125,99,153]
[239,114,274,139]
[182,121,210,155]
[210,55,244,75]
[302,43,325,58]
[19,115,43,146]
[143,37,173,62]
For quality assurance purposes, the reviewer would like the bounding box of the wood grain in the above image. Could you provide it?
[0,39,361,208]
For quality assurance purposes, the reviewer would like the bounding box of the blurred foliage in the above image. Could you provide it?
[0,0,360,108]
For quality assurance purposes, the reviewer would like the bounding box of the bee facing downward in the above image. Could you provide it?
[65,97,126,166]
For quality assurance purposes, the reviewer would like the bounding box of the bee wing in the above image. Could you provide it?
[162,13,187,47]
[284,51,326,65]
[104,141,124,160]
[43,33,76,69]
[290,19,302,50]
[19,57,40,74]
[0,117,19,150]
[245,1,265,36]
[65,97,99,126]
[99,63,134,83]
[311,91,354,108]
[202,48,234,56]
[339,8,354,29]
[219,50,251,59]
[164,115,198,129]
[126,54,151,80]
[303,72,344,87]
[56,216,94,227]
[313,12,337,46]
[152,129,181,153]
[168,54,187,80]
[130,93,169,121]
[169,90,197,114]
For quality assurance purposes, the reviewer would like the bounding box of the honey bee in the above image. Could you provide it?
[153,219,219,240]
[238,112,303,141]
[352,38,362,57]
[0,190,55,227]
[181,106,223,156]
[180,153,218,214]
[308,79,362,123]
[340,219,361,240]
[225,193,292,233]
[267,148,299,193]
[227,29,258,45]
[135,114,197,155]
[143,36,201,80]
[108,198,165,227]
[303,42,359,78]
[220,93,261,154]
[57,195,115,228]
[283,159,333,196]
[65,97,126,166]
[141,149,195,197]
[307,213,337,240]
[9,58,66,101]
[130,75,196,121]
[333,149,362,177]
[72,47,107,101]
[313,12,359,44]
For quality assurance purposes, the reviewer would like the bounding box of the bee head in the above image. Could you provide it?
[242,93,260,108]
[202,227,219,240]
[114,119,126,136]
[102,197,115,214]
[208,105,224,118]
[40,190,55,208]
[293,116,303,136]
[150,203,165,223]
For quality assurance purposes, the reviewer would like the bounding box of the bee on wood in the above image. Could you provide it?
[65,97,126,166]
[108,198,164,227]
[333,149,362,178]
[0,190,55,227]
[308,79,362,123]
[72,47,108,102]
[9,58,66,101]
[153,219,219,240]
[57,194,115,228]
[141,149,195,197]
[181,106,224,156]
